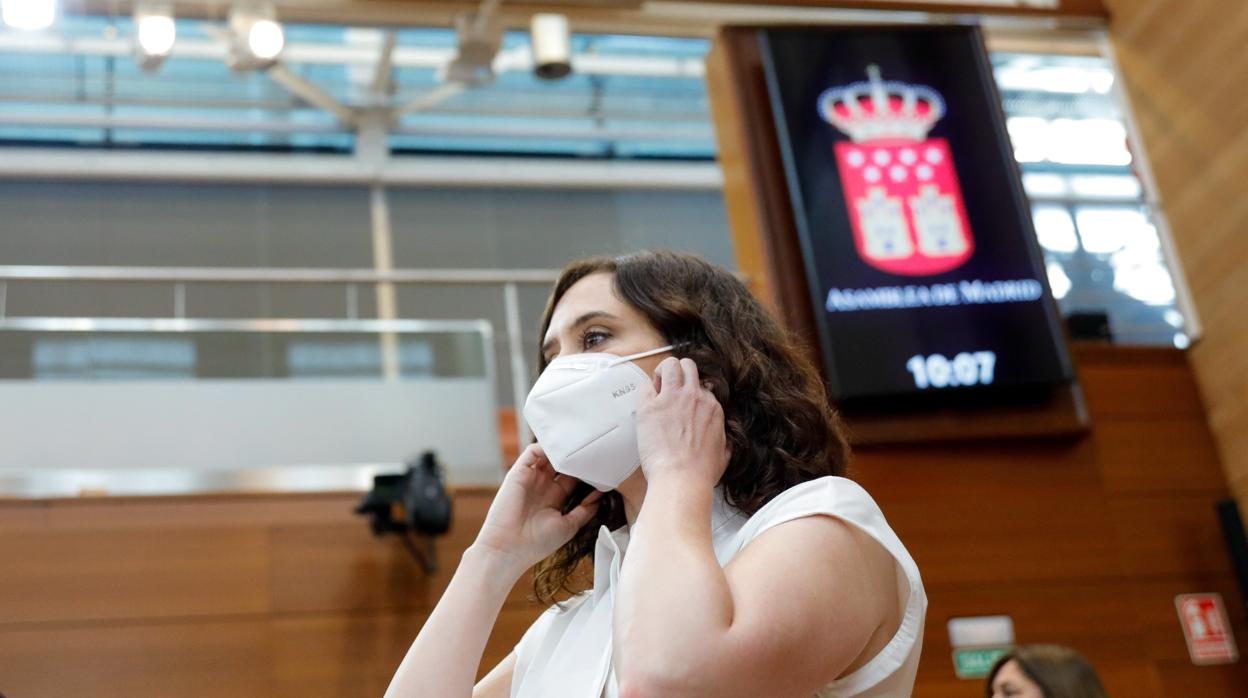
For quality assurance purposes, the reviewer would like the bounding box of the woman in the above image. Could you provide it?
[385,251,926,697]
[986,645,1108,698]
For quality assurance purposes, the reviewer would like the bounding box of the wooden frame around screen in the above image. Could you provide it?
[706,25,1090,444]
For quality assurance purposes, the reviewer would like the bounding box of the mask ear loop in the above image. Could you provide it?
[609,344,676,366]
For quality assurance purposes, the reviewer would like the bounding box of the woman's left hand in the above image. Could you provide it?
[636,356,729,489]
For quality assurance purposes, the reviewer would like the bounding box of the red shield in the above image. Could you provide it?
[834,138,974,277]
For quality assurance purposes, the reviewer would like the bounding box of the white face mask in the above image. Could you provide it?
[523,345,673,491]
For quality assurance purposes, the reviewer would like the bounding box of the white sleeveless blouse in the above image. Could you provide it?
[510,476,927,698]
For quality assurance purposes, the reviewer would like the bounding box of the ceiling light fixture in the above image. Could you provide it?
[134,0,176,72]
[225,2,284,71]
[530,13,571,81]
[1,0,56,31]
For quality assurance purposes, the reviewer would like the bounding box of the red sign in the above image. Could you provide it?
[821,65,975,277]
[1175,593,1239,665]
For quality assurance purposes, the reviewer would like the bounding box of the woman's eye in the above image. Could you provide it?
[582,330,610,349]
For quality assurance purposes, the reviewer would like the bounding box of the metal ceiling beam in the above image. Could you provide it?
[391,121,712,142]
[0,112,342,132]
[0,148,723,189]
[61,0,1108,38]
[369,30,398,98]
[0,92,711,121]
[0,110,712,142]
[396,82,466,115]
[0,265,562,285]
[266,63,359,125]
[196,22,358,125]
[0,31,705,77]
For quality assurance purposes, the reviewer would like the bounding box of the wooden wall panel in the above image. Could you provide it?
[1093,419,1227,494]
[2,357,1246,696]
[0,619,272,697]
[1073,346,1207,420]
[1155,661,1248,698]
[268,524,431,614]
[0,526,270,624]
[0,490,544,698]
[911,579,1174,697]
[270,611,431,698]
[846,360,1244,695]
[267,492,509,614]
[1106,0,1248,512]
[1131,574,1247,661]
[919,580,1147,661]
[853,452,1127,586]
[267,512,534,615]
[268,607,543,698]
[1110,494,1235,577]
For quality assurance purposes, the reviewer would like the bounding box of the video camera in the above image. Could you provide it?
[354,451,452,573]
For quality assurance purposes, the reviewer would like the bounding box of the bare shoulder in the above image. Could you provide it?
[723,514,902,684]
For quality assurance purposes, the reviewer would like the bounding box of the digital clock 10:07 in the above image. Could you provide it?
[904,351,996,389]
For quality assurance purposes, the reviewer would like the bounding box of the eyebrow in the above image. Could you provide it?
[541,311,620,357]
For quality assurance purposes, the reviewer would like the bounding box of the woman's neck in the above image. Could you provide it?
[615,469,648,526]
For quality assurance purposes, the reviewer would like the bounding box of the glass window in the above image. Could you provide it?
[1069,174,1142,200]
[33,336,196,379]
[1032,206,1079,254]
[1006,117,1049,163]
[1074,207,1152,255]
[2,330,487,380]
[1022,172,1068,198]
[1047,118,1132,166]
[1046,260,1072,300]
[994,51,1187,345]
[0,24,1192,349]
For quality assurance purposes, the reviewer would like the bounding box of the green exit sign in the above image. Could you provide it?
[953,646,1011,679]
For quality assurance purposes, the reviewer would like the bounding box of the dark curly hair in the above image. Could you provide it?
[531,250,851,604]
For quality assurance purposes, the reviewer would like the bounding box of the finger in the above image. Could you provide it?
[679,357,699,390]
[547,466,579,498]
[658,356,684,391]
[532,457,574,495]
[581,489,605,508]
[564,491,604,529]
[639,367,658,399]
[503,457,538,488]
[513,442,546,470]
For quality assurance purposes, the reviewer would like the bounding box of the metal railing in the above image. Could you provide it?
[0,264,563,444]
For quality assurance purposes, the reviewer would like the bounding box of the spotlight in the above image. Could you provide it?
[247,18,284,60]
[529,13,571,81]
[1,0,56,31]
[134,0,176,73]
[225,2,284,71]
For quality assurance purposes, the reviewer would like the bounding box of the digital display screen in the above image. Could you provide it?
[758,26,1072,407]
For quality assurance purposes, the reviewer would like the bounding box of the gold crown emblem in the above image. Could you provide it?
[818,65,945,143]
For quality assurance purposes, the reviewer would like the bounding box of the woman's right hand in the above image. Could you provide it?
[472,443,603,575]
